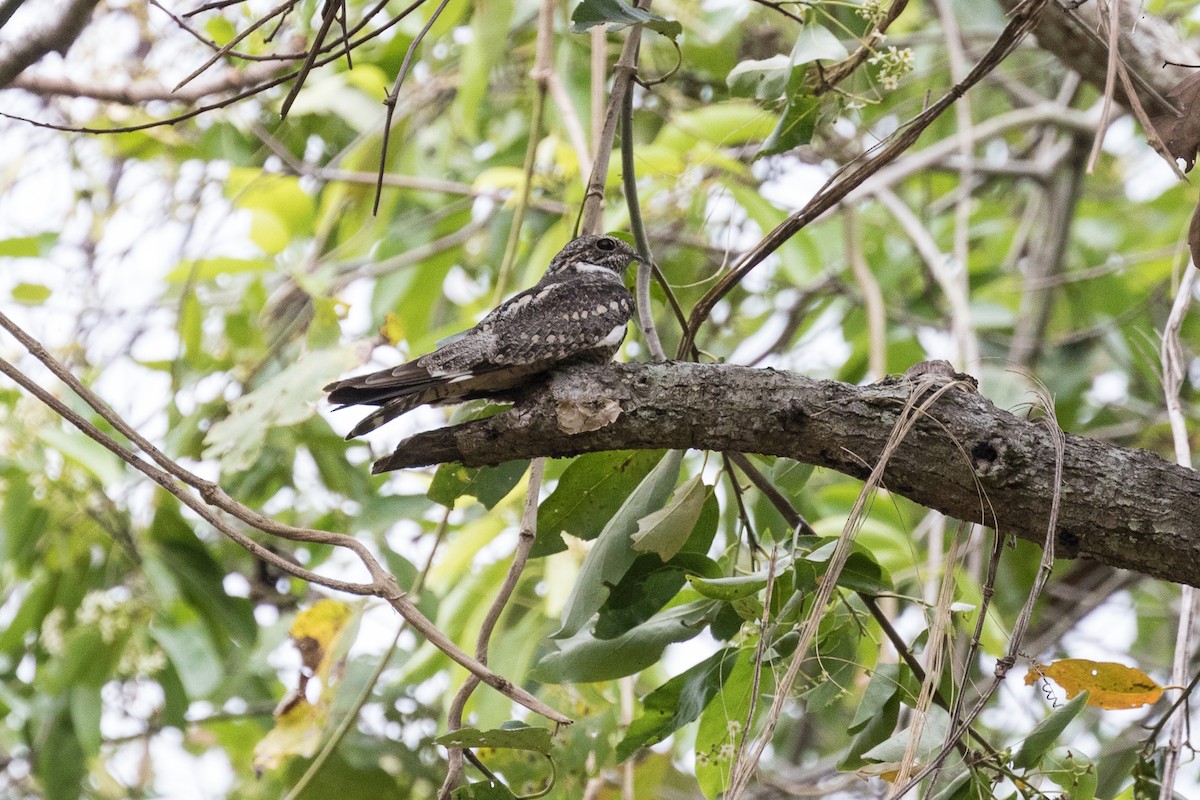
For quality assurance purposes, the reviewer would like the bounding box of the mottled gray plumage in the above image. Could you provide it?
[325,234,640,437]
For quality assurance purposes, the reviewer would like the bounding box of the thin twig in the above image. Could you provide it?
[1157,263,1198,800]
[724,451,816,537]
[492,0,554,304]
[889,384,1065,796]
[678,0,1053,358]
[374,0,448,213]
[725,377,979,799]
[932,0,977,371]
[2,0,423,134]
[842,206,886,379]
[620,71,666,361]
[280,0,350,118]
[283,509,451,800]
[1085,0,1119,172]
[874,188,976,367]
[439,459,546,798]
[580,17,644,235]
[170,0,295,91]
[0,311,569,724]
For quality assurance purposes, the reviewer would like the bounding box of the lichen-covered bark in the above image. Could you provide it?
[378,362,1200,588]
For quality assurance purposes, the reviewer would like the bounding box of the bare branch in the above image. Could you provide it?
[0,0,100,87]
[0,309,570,724]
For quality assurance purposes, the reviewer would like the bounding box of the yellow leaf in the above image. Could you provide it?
[253,697,323,773]
[1026,659,1163,710]
[381,311,405,345]
[474,167,527,193]
[289,598,355,676]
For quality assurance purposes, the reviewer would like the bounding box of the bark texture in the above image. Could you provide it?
[997,0,1200,116]
[378,361,1200,588]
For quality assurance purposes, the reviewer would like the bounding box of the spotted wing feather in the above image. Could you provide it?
[325,273,633,438]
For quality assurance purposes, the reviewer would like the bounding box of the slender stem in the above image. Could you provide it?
[284,510,451,800]
[493,16,552,303]
[0,310,569,724]
[375,0,451,213]
[677,0,1052,358]
[439,459,546,798]
[1156,262,1198,800]
[620,70,666,361]
[580,21,644,235]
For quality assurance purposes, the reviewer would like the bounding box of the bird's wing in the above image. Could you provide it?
[475,276,633,365]
[324,274,633,437]
[325,331,500,408]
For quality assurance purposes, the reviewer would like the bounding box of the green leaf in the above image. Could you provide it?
[617,647,739,760]
[1044,749,1097,800]
[1012,690,1089,769]
[569,0,682,39]
[836,551,894,594]
[654,103,776,151]
[687,572,769,601]
[861,705,950,765]
[554,450,682,639]
[434,725,553,755]
[804,541,894,594]
[39,709,86,800]
[164,256,275,283]
[149,500,257,647]
[695,649,774,799]
[203,347,359,472]
[224,168,315,237]
[727,56,791,101]
[151,613,225,698]
[930,769,982,800]
[69,686,102,756]
[1,471,48,572]
[593,553,697,639]
[428,459,530,510]
[0,572,55,653]
[0,232,56,257]
[532,600,715,683]
[790,23,849,64]
[841,690,901,771]
[535,449,665,556]
[43,627,108,693]
[11,282,51,305]
[38,427,124,486]
[632,475,710,560]
[770,457,813,493]
[759,91,820,157]
[849,663,901,732]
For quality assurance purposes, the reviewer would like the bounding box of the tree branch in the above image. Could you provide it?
[375,361,1200,588]
[0,0,100,87]
[995,0,1200,116]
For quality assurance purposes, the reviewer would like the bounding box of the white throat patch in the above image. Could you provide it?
[573,262,621,279]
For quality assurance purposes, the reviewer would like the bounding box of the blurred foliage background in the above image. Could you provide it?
[0,0,1199,797]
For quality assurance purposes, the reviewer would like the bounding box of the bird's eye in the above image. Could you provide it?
[596,237,616,251]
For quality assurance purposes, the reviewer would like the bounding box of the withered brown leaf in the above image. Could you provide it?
[1148,70,1200,173]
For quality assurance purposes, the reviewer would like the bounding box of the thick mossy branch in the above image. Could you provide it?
[377,361,1200,588]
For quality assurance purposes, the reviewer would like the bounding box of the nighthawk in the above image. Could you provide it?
[325,234,640,438]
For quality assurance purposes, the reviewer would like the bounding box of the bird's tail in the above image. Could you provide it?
[325,362,446,438]
[342,394,428,438]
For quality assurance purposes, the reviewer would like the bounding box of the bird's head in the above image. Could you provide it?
[545,234,641,277]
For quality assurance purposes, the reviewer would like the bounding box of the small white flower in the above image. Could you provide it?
[41,608,66,656]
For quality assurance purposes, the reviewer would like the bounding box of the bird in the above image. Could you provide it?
[325,234,641,438]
